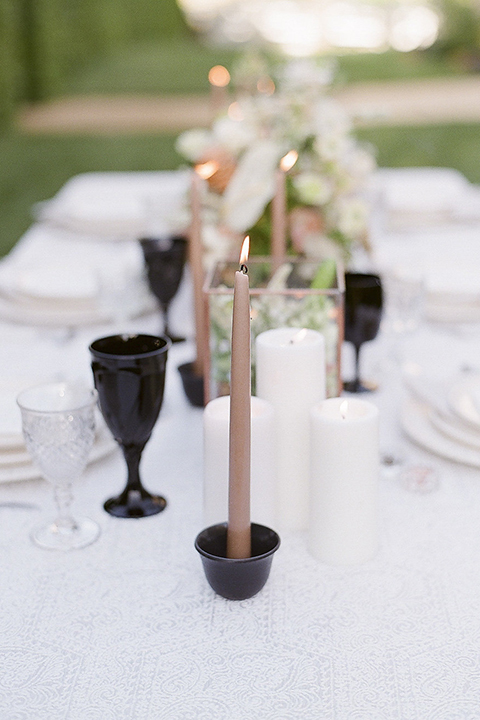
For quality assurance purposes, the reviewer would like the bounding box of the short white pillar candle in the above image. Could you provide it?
[255,327,326,530]
[309,397,379,565]
[203,395,276,528]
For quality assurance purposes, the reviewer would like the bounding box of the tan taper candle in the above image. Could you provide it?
[189,170,208,377]
[271,150,298,272]
[271,169,286,272]
[227,236,251,559]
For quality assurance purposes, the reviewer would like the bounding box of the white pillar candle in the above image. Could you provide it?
[203,395,276,529]
[255,327,326,530]
[309,397,379,565]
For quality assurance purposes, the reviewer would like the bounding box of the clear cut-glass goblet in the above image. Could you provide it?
[17,382,100,550]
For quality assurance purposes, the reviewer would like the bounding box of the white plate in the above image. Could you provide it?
[0,264,98,304]
[0,288,155,328]
[401,397,480,468]
[447,376,480,429]
[0,447,31,467]
[0,427,117,484]
[429,407,480,450]
[39,171,190,240]
[0,432,25,451]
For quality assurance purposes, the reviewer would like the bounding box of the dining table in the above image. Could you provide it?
[2,167,480,719]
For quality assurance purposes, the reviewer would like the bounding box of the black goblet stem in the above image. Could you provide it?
[160,301,185,344]
[104,441,166,517]
[161,301,171,338]
[352,345,362,393]
[123,442,146,493]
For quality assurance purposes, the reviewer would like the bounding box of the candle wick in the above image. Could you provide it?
[240,264,248,274]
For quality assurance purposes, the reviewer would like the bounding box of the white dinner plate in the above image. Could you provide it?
[0,263,98,304]
[0,447,31,467]
[429,407,480,450]
[447,376,480,429]
[401,397,480,468]
[0,427,117,484]
[0,432,25,451]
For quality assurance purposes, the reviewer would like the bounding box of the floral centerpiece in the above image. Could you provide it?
[176,54,376,269]
[175,54,375,399]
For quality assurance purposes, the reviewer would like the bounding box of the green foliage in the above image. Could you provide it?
[0,0,25,123]
[336,49,464,84]
[66,38,238,96]
[0,0,189,121]
[434,0,480,56]
[357,122,480,183]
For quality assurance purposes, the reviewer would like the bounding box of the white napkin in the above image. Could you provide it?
[38,170,190,240]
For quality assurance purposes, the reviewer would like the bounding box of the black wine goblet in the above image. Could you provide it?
[343,272,383,393]
[140,235,187,343]
[89,334,171,518]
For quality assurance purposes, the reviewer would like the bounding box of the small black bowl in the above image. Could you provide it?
[195,522,280,601]
[178,361,205,407]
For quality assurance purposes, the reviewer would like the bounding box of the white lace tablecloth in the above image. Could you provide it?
[2,170,480,719]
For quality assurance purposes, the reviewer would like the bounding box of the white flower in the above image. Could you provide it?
[201,224,234,271]
[293,172,333,206]
[212,117,256,156]
[337,198,369,238]
[280,58,335,93]
[349,146,377,179]
[313,97,352,136]
[314,132,350,163]
[221,140,281,232]
[175,129,212,162]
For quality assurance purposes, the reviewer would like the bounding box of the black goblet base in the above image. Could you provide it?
[343,378,379,394]
[104,489,167,518]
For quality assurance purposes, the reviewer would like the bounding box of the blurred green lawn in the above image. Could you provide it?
[1,39,478,258]
[64,41,464,96]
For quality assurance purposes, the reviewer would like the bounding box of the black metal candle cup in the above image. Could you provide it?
[177,361,205,407]
[195,522,280,600]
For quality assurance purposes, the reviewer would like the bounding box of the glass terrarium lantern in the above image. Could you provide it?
[204,257,344,402]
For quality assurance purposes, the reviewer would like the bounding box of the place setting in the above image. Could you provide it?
[0,227,156,328]
[34,170,190,241]
[401,363,480,469]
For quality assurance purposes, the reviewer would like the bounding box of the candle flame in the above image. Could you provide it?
[280,150,298,173]
[240,236,250,266]
[195,160,219,180]
[290,328,308,344]
[208,65,230,88]
[340,400,348,419]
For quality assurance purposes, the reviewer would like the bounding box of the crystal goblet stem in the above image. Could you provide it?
[53,483,76,532]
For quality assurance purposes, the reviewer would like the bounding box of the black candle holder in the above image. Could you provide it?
[177,362,205,407]
[195,522,280,601]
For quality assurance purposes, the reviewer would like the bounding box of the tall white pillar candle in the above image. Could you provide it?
[309,397,379,565]
[255,327,326,530]
[203,395,276,529]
